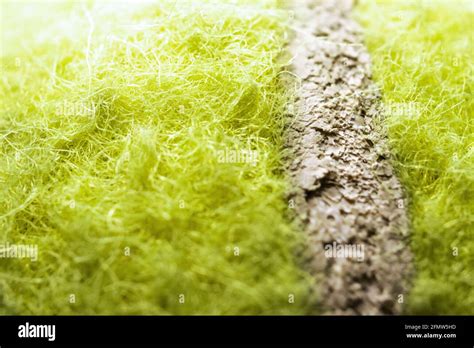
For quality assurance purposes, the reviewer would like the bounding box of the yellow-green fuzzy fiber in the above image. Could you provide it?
[356,0,473,314]
[0,0,315,314]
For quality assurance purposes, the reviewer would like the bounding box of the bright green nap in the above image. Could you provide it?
[356,0,473,314]
[0,0,314,314]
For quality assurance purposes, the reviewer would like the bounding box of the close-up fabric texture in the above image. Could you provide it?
[1,0,472,317]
